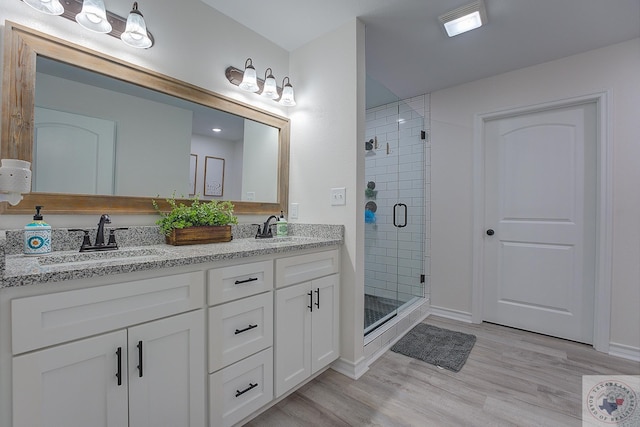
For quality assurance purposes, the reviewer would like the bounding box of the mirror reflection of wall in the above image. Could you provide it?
[33,56,279,202]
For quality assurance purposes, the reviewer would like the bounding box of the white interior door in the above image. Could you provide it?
[483,102,597,343]
[34,107,116,195]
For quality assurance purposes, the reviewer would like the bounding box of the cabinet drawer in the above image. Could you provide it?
[209,348,273,427]
[275,249,339,288]
[209,292,273,372]
[208,260,273,305]
[11,271,204,355]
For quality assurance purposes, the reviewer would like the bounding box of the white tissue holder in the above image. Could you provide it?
[0,159,32,206]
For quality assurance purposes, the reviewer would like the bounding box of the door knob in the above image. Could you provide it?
[486,229,495,236]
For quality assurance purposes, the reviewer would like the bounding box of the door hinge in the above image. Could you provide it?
[421,130,427,140]
[420,274,425,283]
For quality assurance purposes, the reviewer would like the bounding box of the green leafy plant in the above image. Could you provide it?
[153,194,238,236]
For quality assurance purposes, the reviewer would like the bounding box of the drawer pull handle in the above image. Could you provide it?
[116,347,122,386]
[235,382,258,397]
[308,291,313,312]
[235,277,259,285]
[137,341,143,378]
[235,324,258,334]
[315,288,320,308]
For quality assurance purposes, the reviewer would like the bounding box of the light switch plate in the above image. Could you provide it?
[290,203,299,219]
[330,187,346,206]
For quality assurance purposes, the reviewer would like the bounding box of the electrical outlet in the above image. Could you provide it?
[330,187,346,206]
[290,203,299,219]
[245,191,255,201]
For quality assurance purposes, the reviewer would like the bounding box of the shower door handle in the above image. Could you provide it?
[393,203,408,228]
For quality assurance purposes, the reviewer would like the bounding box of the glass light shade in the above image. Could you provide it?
[121,3,152,48]
[443,11,483,37]
[279,80,296,106]
[262,69,278,99]
[76,0,112,34]
[23,0,64,15]
[239,59,259,92]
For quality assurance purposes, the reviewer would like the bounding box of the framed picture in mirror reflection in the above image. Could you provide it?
[189,154,197,196]
[204,156,225,197]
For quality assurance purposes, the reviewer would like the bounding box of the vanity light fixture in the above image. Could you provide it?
[76,0,112,33]
[18,0,154,48]
[239,58,260,93]
[120,2,153,49]
[279,77,296,106]
[225,60,297,107]
[261,68,279,99]
[439,0,487,37]
[23,0,64,15]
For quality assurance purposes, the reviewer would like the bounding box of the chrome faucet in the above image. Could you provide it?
[255,215,279,239]
[95,214,111,246]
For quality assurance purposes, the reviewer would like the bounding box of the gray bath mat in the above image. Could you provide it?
[391,324,476,372]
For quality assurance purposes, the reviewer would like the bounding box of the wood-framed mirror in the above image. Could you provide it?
[1,21,290,215]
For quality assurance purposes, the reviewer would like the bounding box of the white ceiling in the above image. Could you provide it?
[201,0,640,108]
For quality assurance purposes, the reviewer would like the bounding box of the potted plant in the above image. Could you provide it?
[153,195,238,245]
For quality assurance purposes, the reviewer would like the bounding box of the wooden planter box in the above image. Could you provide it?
[165,225,233,246]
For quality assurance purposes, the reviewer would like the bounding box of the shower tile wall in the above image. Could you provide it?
[364,94,430,304]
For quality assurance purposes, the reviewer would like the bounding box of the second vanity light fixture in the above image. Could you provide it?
[226,58,296,107]
[20,0,154,48]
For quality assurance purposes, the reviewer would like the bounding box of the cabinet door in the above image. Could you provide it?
[13,330,128,427]
[311,274,340,373]
[275,283,312,398]
[128,310,206,427]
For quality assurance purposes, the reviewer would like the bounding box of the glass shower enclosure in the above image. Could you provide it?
[364,96,427,335]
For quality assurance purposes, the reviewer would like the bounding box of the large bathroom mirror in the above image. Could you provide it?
[1,21,290,215]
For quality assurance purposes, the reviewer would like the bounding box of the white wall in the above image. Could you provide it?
[289,19,366,366]
[431,38,640,349]
[242,120,278,203]
[190,135,242,200]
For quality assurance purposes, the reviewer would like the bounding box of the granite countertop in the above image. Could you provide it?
[1,224,344,289]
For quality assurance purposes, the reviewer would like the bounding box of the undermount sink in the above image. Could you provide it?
[37,247,167,267]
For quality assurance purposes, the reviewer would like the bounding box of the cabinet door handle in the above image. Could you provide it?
[308,291,313,312]
[235,324,258,334]
[315,288,320,309]
[137,340,143,378]
[115,347,122,386]
[235,382,258,397]
[234,277,258,285]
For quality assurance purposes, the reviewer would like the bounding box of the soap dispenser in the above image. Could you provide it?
[276,211,288,237]
[24,205,52,255]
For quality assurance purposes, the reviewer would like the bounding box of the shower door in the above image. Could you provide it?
[364,97,426,335]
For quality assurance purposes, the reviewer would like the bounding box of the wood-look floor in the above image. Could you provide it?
[245,316,640,427]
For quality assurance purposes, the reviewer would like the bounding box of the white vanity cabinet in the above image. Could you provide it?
[274,250,340,398]
[10,271,206,427]
[207,260,274,427]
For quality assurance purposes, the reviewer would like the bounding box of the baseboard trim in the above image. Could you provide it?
[331,356,369,380]
[429,306,473,323]
[609,342,640,362]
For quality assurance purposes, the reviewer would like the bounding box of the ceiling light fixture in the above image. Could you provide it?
[439,0,487,37]
[76,0,112,33]
[120,2,152,48]
[225,60,297,107]
[22,0,64,15]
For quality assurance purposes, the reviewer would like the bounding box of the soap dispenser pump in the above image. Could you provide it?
[24,205,52,255]
[276,210,288,237]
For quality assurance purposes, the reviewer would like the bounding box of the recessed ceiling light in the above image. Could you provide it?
[439,0,487,37]
[212,128,222,132]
